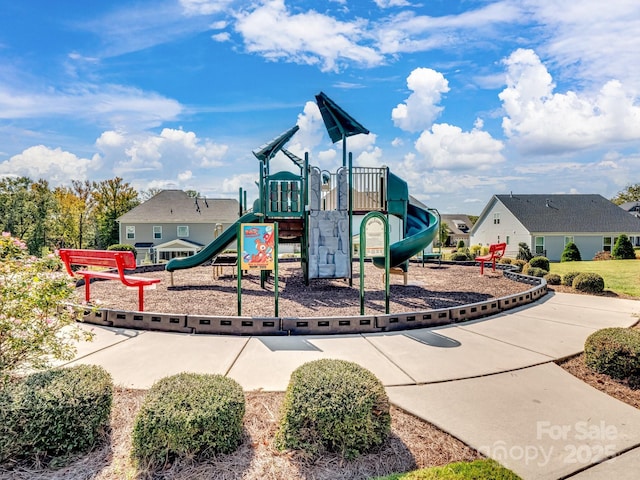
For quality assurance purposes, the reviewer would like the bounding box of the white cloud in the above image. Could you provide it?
[0,83,182,130]
[178,170,193,181]
[415,123,505,170]
[375,2,524,55]
[0,145,95,184]
[235,0,383,71]
[374,0,411,8]
[97,128,228,176]
[212,32,231,42]
[392,68,449,132]
[288,101,325,158]
[499,48,640,154]
[355,146,384,167]
[180,0,233,16]
[524,0,640,91]
[217,172,258,195]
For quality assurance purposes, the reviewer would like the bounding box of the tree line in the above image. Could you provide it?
[0,176,141,255]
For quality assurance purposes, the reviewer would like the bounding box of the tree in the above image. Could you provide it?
[611,184,640,205]
[561,242,582,262]
[28,179,56,255]
[516,242,533,261]
[0,176,35,241]
[139,187,163,202]
[72,180,96,249]
[92,178,139,248]
[52,186,86,248]
[612,234,636,260]
[438,222,449,247]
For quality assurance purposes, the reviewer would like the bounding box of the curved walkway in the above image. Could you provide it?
[65,292,640,480]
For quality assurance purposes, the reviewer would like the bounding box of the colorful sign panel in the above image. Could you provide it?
[240,223,275,271]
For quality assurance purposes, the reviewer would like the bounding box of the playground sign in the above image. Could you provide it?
[240,223,275,271]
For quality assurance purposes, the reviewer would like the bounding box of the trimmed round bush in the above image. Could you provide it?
[544,273,561,285]
[585,328,640,382]
[524,266,548,278]
[451,251,472,261]
[511,259,527,272]
[498,257,513,264]
[275,359,391,459]
[572,272,605,293]
[529,256,550,271]
[107,243,138,258]
[132,373,245,467]
[562,271,581,286]
[0,365,113,464]
[561,242,582,262]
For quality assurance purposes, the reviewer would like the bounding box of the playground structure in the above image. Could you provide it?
[70,92,549,335]
[165,93,441,293]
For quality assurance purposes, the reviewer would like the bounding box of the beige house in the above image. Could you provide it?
[117,190,240,263]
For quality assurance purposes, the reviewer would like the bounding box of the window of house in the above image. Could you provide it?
[177,225,189,238]
[603,236,618,252]
[493,213,500,225]
[153,226,162,239]
[506,236,510,245]
[126,226,135,239]
[535,236,545,255]
[564,236,574,245]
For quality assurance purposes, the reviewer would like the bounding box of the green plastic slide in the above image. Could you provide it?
[165,211,260,272]
[372,200,439,269]
[372,170,439,269]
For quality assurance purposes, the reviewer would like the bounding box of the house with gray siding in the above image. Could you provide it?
[117,190,240,263]
[470,194,640,261]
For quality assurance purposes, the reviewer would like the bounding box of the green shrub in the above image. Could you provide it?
[612,234,636,260]
[375,459,521,479]
[562,271,581,286]
[561,242,582,262]
[107,243,138,258]
[585,328,640,383]
[275,359,390,460]
[516,242,533,262]
[572,272,605,293]
[469,244,481,256]
[132,373,245,467]
[511,259,527,272]
[524,266,548,278]
[450,251,473,261]
[529,256,550,271]
[0,365,113,465]
[498,257,513,264]
[544,273,561,285]
[456,239,465,249]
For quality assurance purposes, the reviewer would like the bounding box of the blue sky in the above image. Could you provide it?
[0,0,639,215]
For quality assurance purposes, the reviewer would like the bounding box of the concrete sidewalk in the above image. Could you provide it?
[66,292,640,479]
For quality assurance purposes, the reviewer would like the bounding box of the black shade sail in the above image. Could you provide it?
[252,124,300,162]
[315,91,369,143]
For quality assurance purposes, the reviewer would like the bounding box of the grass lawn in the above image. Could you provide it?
[550,259,640,298]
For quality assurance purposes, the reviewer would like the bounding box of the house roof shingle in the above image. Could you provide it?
[117,190,240,224]
[495,194,640,233]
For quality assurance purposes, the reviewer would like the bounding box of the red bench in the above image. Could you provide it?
[476,242,507,275]
[58,249,161,312]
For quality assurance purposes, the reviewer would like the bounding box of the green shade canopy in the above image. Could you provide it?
[281,148,304,168]
[315,91,369,143]
[252,125,300,162]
